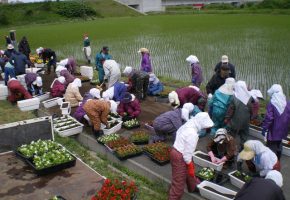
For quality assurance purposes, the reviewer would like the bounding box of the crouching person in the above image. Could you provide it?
[102,81,127,102]
[148,73,163,96]
[7,78,32,103]
[169,113,214,199]
[117,92,141,120]
[25,73,43,96]
[50,76,66,98]
[83,99,117,138]
[64,78,83,107]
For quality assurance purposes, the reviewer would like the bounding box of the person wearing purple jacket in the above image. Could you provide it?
[262,84,290,160]
[138,48,152,73]
[186,55,203,87]
[60,69,75,87]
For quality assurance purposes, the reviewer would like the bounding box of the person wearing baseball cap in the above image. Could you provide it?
[214,55,236,78]
[117,92,141,120]
[95,46,112,83]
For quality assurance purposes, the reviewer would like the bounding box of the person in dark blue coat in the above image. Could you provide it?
[9,51,32,75]
[148,73,163,96]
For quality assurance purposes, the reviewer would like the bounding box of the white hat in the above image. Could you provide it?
[89,88,100,99]
[36,47,44,54]
[181,108,190,122]
[58,76,66,84]
[33,76,43,87]
[186,55,199,64]
[138,48,149,53]
[71,78,82,88]
[168,91,180,108]
[123,66,132,75]
[59,58,69,66]
[214,128,227,144]
[265,170,283,187]
[221,55,229,63]
[109,100,118,113]
[0,50,4,55]
[182,103,194,113]
[7,44,14,50]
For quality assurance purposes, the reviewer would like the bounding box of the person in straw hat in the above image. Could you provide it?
[138,47,152,73]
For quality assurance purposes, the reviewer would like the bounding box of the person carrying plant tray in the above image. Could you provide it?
[169,112,214,199]
[83,99,117,138]
[117,92,141,121]
[207,128,237,168]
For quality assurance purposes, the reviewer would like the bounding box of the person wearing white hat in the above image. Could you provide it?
[123,66,149,100]
[59,57,77,75]
[25,73,43,95]
[235,170,285,200]
[36,47,57,74]
[186,55,203,87]
[50,76,66,98]
[169,113,214,199]
[138,47,152,73]
[148,73,163,96]
[103,59,121,88]
[249,89,264,120]
[214,55,236,78]
[64,78,83,107]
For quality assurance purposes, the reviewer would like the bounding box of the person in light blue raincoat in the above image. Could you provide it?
[148,73,163,96]
[95,46,112,83]
[208,77,235,135]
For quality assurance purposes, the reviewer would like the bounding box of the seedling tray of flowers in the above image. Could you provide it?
[129,131,149,145]
[109,112,122,120]
[228,170,252,189]
[143,142,171,166]
[122,118,140,130]
[114,144,143,160]
[105,137,131,152]
[53,115,84,137]
[196,167,216,181]
[97,133,121,145]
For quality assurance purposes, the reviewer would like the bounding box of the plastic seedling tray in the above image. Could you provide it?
[115,152,143,161]
[198,181,236,200]
[54,115,83,137]
[192,151,224,171]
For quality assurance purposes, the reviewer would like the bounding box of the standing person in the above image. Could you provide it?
[208,78,235,135]
[50,76,66,98]
[186,55,203,87]
[249,89,263,120]
[10,51,32,75]
[4,44,16,59]
[64,78,83,107]
[4,61,16,85]
[83,34,91,64]
[138,48,152,73]
[206,64,230,95]
[103,60,121,88]
[7,78,32,103]
[5,36,11,46]
[36,47,57,74]
[18,36,31,60]
[224,81,252,150]
[123,66,149,100]
[214,55,236,78]
[235,170,285,200]
[169,113,214,199]
[117,92,141,119]
[262,84,290,160]
[95,46,112,83]
[148,73,164,96]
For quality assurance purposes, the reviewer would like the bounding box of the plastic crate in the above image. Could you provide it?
[80,66,93,80]
[228,170,245,189]
[42,97,61,108]
[197,181,236,200]
[101,121,123,135]
[34,92,50,102]
[17,98,40,111]
[192,151,224,171]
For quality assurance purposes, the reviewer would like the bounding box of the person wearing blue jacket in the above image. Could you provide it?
[148,73,163,96]
[95,46,112,83]
[102,81,127,102]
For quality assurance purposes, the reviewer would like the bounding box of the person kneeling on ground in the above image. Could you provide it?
[64,78,83,107]
[73,88,101,123]
[169,113,214,200]
[57,66,75,87]
[207,128,237,167]
[148,73,163,96]
[25,73,43,96]
[50,76,66,98]
[235,170,285,200]
[102,81,127,102]
[7,78,32,103]
[123,66,149,100]
[83,99,117,138]
[237,140,280,177]
[117,92,141,120]
[152,103,193,143]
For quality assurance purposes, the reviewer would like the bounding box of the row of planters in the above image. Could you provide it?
[16,139,76,175]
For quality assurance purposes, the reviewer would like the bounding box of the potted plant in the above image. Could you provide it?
[115,144,143,160]
[122,118,140,129]
[92,179,138,200]
[143,142,171,165]
[129,131,149,145]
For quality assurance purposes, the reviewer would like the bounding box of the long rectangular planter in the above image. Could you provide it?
[228,170,245,189]
[17,97,40,111]
[101,121,123,135]
[197,181,236,200]
[249,125,264,140]
[54,116,84,137]
[42,97,61,108]
[34,92,50,102]
[192,151,224,171]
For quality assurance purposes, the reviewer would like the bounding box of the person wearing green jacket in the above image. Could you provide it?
[95,46,112,83]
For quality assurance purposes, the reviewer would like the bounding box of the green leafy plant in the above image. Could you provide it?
[18,140,61,158]
[97,133,120,144]
[129,131,149,143]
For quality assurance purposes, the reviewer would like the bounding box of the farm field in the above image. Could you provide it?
[1,14,290,97]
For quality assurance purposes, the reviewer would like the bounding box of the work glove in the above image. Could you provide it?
[208,151,218,163]
[216,156,227,164]
[186,161,195,177]
[208,93,213,100]
[261,128,267,137]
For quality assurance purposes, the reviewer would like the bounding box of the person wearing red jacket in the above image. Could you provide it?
[117,92,141,119]
[50,76,66,98]
[7,78,32,103]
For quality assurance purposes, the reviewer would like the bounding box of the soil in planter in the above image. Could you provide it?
[195,153,212,162]
[106,121,119,129]
[232,171,252,182]
[283,143,290,148]
[203,186,235,199]
[61,103,69,108]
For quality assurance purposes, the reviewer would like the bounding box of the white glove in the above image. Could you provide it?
[208,93,213,100]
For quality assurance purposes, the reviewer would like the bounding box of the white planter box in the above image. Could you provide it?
[228,170,245,189]
[1,73,4,79]
[101,121,123,135]
[34,63,45,68]
[198,181,236,200]
[80,66,93,80]
[42,97,60,108]
[0,84,8,100]
[17,98,40,111]
[34,92,50,102]
[192,151,224,171]
[282,141,290,157]
[53,115,84,137]
[25,67,44,74]
[249,125,264,140]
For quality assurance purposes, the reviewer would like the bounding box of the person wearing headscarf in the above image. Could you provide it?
[4,61,16,85]
[148,73,163,96]
[208,78,235,135]
[18,36,31,60]
[207,128,237,166]
[103,60,121,88]
[235,170,285,200]
[214,55,236,78]
[237,140,280,177]
[249,89,264,120]
[117,92,141,119]
[169,113,214,199]
[138,48,152,73]
[83,99,117,138]
[168,86,206,111]
[95,46,112,83]
[224,81,253,150]
[59,57,77,74]
[123,66,149,100]
[83,34,91,64]
[25,73,43,96]
[102,82,127,102]
[7,78,32,103]
[73,88,101,122]
[64,78,83,107]
[262,84,290,160]
[59,68,75,87]
[50,76,66,98]
[206,63,230,95]
[9,51,32,75]
[186,55,203,87]
[36,47,57,74]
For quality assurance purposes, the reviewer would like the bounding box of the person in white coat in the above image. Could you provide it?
[103,60,121,88]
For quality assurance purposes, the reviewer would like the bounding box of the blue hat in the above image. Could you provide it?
[122,92,132,103]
